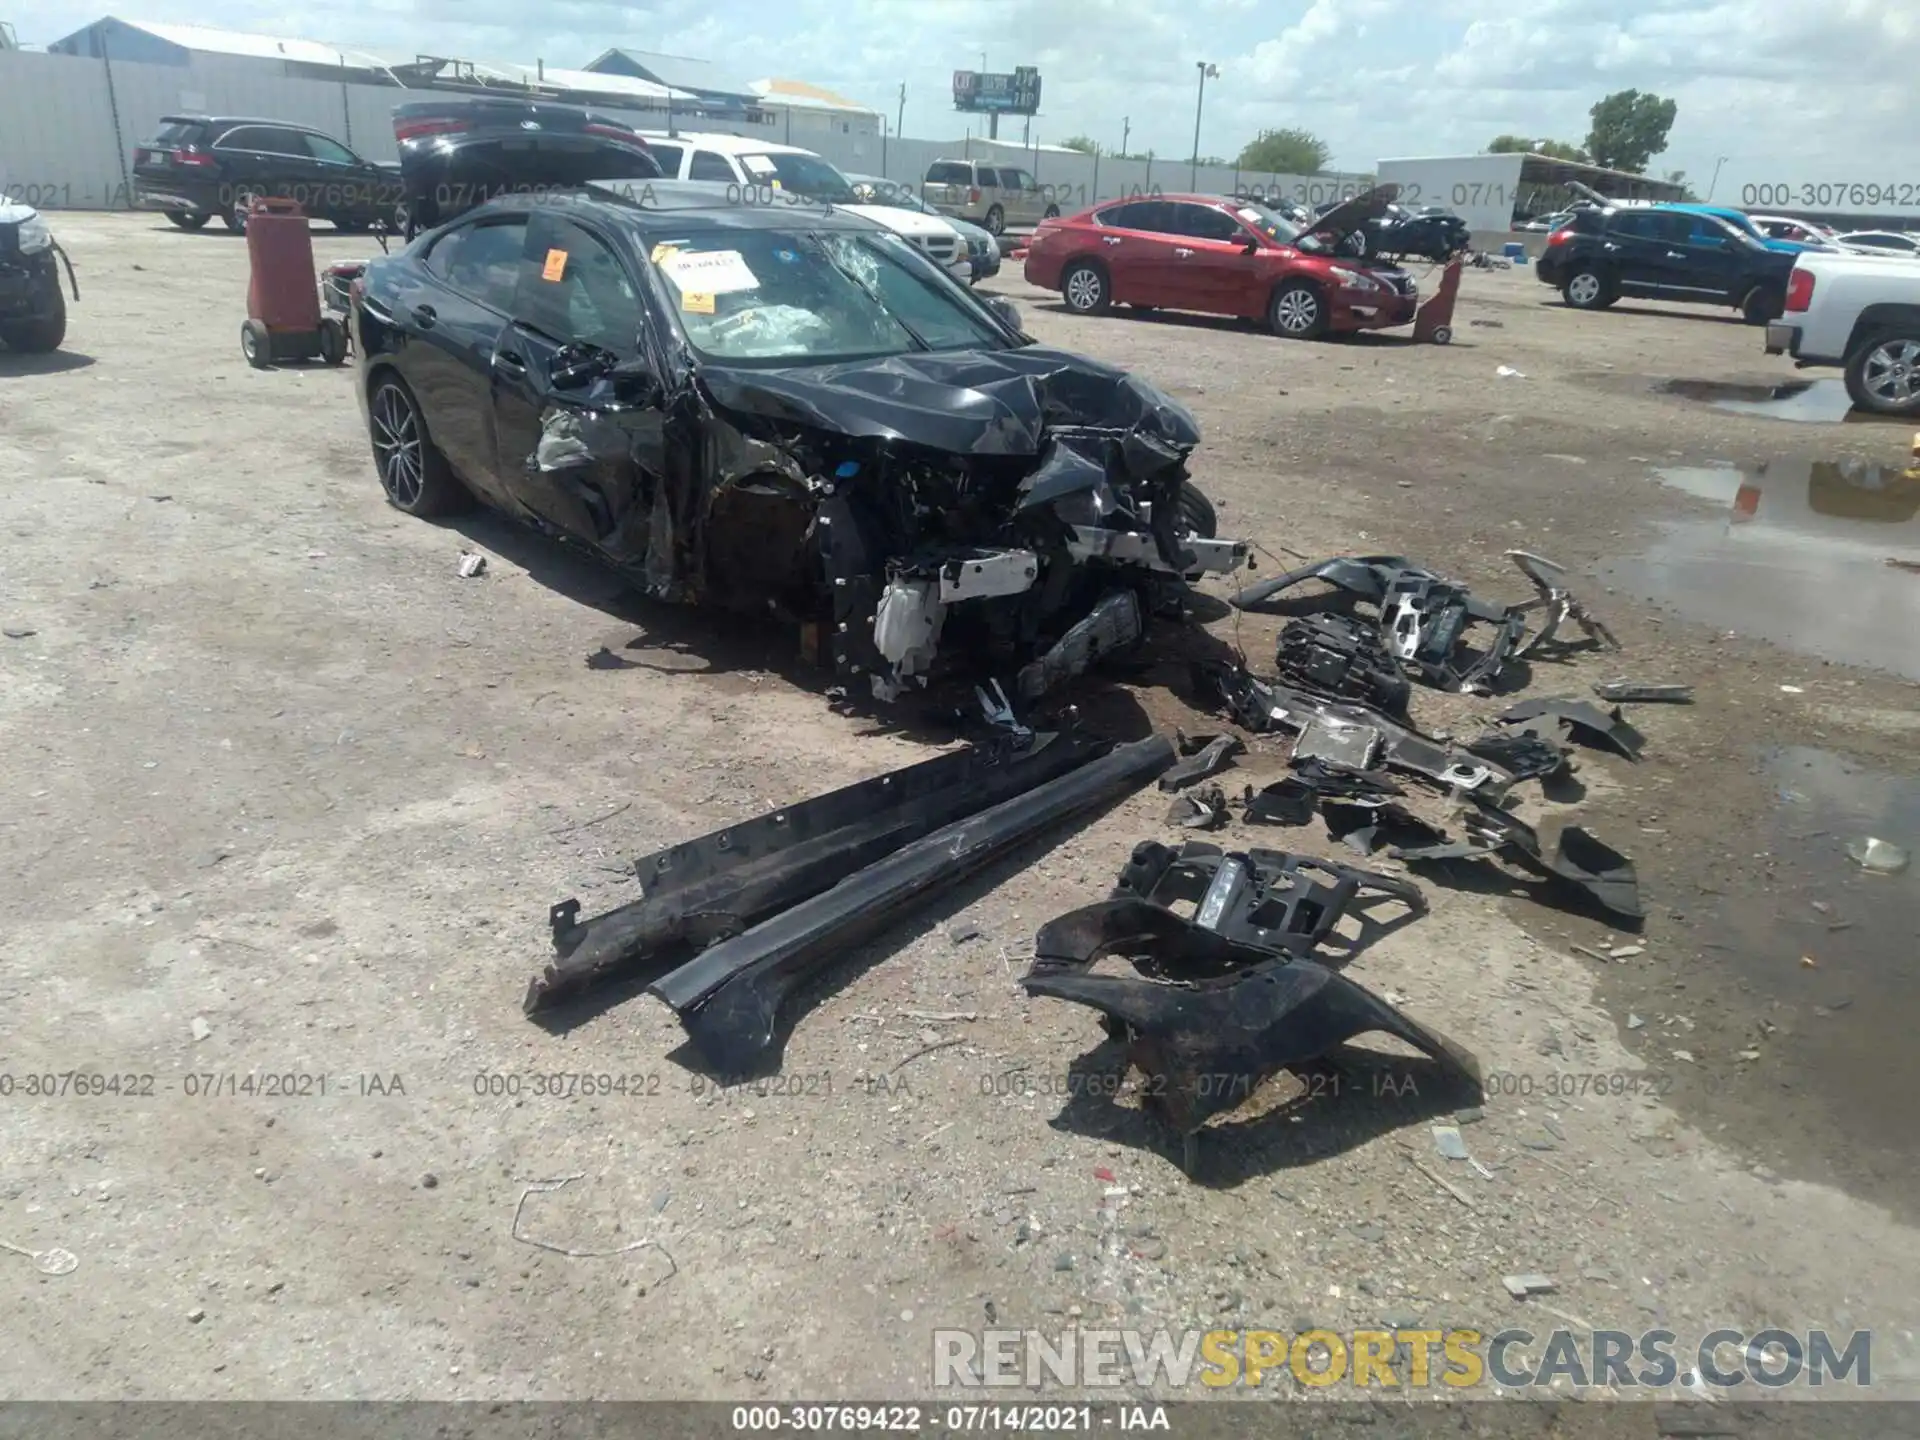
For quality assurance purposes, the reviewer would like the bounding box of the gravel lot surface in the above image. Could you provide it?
[2,213,1916,1406]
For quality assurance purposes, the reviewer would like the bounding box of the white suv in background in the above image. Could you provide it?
[639,133,971,283]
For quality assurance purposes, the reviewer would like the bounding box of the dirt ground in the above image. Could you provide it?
[3,213,1918,1406]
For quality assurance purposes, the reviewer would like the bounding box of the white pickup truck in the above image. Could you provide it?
[1765,248,1920,415]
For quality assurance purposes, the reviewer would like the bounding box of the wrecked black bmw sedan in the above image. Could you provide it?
[351,105,1247,702]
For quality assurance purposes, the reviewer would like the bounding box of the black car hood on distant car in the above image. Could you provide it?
[695,345,1202,462]
[1302,184,1400,244]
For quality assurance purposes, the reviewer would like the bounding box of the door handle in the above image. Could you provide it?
[1173,247,1194,257]
[411,303,437,329]
[1102,236,1122,245]
[1665,250,1686,259]
[493,350,527,375]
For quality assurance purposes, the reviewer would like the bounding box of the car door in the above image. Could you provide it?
[299,130,378,222]
[1150,201,1263,315]
[998,167,1041,226]
[490,211,659,545]
[235,125,325,206]
[1595,210,1672,296]
[393,213,529,496]
[1669,214,1749,300]
[1091,201,1177,306]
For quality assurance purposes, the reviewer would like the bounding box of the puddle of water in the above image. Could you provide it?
[1601,459,1920,681]
[1693,746,1919,1172]
[1658,376,1891,424]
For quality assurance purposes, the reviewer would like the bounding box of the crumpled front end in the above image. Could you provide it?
[550,343,1251,704]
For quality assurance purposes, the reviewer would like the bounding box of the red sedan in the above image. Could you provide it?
[1023,191,1419,339]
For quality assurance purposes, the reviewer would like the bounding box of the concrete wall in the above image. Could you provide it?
[0,46,1367,213]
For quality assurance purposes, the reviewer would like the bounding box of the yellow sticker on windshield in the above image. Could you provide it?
[541,248,568,282]
[681,291,716,314]
[770,178,783,190]
[650,242,680,265]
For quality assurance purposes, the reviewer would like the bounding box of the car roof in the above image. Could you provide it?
[466,179,880,233]
[642,131,816,158]
[162,114,327,131]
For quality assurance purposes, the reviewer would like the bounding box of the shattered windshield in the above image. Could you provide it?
[1234,202,1303,245]
[645,227,1004,363]
[738,152,859,204]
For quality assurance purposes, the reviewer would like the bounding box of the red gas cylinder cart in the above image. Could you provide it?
[1411,252,1466,345]
[239,196,346,369]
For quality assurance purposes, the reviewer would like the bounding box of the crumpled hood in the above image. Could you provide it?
[694,345,1202,459]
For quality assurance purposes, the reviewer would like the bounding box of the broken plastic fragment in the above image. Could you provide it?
[1845,837,1910,874]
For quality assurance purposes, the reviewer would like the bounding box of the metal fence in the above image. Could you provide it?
[0,47,1371,214]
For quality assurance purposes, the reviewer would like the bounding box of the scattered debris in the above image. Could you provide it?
[1157,733,1245,791]
[893,1037,965,1071]
[1239,778,1318,827]
[1845,837,1910,875]
[1627,1013,1645,1030]
[1610,944,1645,959]
[511,1174,679,1276]
[1166,785,1229,830]
[650,734,1177,1073]
[1502,1273,1557,1299]
[1431,1124,1470,1161]
[1496,697,1646,761]
[189,1016,212,1043]
[1779,684,1804,694]
[1495,365,1526,378]
[456,551,488,578]
[1022,846,1469,1174]
[2,626,35,640]
[0,1238,78,1276]
[1593,679,1694,704]
[533,729,1111,1012]
[1410,1159,1474,1209]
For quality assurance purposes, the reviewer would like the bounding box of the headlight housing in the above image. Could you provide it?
[16,214,53,254]
[1328,265,1380,292]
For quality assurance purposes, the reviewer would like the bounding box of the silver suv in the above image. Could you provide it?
[922,159,1060,234]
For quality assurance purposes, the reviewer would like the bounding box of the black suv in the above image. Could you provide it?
[131,116,404,235]
[1536,205,1796,324]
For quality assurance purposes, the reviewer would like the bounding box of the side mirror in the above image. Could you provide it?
[1242,238,1260,255]
[983,295,1022,332]
[609,357,664,407]
[549,342,614,390]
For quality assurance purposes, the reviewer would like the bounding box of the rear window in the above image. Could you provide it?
[926,162,971,185]
[150,119,207,145]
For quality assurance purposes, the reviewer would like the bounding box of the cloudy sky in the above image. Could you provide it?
[19,0,1920,201]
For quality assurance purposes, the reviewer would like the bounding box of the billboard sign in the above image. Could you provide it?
[952,66,1041,115]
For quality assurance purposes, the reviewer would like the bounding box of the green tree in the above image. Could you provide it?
[1234,127,1330,175]
[1584,89,1677,173]
[1487,133,1589,162]
[1057,135,1098,154]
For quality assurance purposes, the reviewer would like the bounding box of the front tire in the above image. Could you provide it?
[165,210,210,231]
[317,316,348,366]
[1061,260,1110,315]
[1269,279,1327,339]
[1175,483,1217,539]
[1844,333,1920,416]
[367,373,471,516]
[983,204,1005,235]
[0,281,66,353]
[1562,269,1613,310]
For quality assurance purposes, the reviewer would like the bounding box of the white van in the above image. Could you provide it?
[638,132,971,283]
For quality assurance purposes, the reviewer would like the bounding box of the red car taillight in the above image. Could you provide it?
[1786,268,1815,313]
[394,117,469,141]
[1546,227,1573,247]
[171,146,216,167]
[968,186,981,203]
